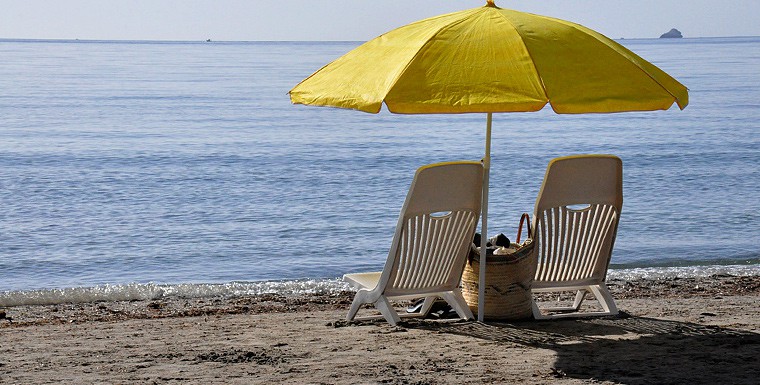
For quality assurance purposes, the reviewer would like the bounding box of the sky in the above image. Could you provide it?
[1,0,759,41]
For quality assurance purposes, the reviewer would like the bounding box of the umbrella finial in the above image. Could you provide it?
[486,0,497,7]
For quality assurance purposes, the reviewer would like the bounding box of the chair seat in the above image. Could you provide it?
[343,272,381,290]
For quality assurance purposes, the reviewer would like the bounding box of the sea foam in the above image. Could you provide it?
[2,265,758,307]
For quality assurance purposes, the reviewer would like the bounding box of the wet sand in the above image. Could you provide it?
[1,275,758,384]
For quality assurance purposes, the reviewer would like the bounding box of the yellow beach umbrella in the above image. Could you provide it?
[290,1,688,321]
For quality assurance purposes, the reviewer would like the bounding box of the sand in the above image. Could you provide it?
[1,275,758,384]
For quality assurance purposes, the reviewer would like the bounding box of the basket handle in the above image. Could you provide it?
[516,213,532,243]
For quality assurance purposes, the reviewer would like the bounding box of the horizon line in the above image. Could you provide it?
[2,35,759,44]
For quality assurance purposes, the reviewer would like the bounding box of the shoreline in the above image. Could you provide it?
[1,274,759,384]
[2,274,758,326]
[3,262,759,308]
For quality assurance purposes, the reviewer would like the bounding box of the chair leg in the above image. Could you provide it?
[531,285,618,319]
[531,298,546,320]
[346,292,367,321]
[418,296,437,316]
[441,289,474,321]
[571,289,587,310]
[541,290,590,312]
[589,284,618,315]
[375,296,401,326]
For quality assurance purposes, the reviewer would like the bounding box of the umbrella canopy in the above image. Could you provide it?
[289,1,688,321]
[290,1,688,114]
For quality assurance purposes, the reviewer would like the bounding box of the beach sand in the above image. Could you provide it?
[1,275,758,384]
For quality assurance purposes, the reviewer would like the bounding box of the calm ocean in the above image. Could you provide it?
[1,37,758,305]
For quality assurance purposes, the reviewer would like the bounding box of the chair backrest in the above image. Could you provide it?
[379,161,483,297]
[532,155,623,287]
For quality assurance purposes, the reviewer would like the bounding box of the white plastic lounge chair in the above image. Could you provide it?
[343,161,483,326]
[530,155,623,319]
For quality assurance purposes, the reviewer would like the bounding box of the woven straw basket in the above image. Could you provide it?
[461,240,537,320]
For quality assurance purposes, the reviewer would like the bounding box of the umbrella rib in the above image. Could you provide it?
[555,20,688,110]
[493,10,687,111]
[491,10,552,104]
[382,9,482,109]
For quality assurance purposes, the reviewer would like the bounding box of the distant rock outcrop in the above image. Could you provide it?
[660,28,683,38]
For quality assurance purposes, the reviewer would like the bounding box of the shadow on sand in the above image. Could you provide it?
[411,313,760,385]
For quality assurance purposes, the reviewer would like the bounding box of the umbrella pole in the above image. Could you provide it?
[478,112,492,322]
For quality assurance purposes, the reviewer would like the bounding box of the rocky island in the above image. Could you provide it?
[660,28,683,38]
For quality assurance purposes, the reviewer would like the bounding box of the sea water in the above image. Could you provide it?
[1,37,758,306]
